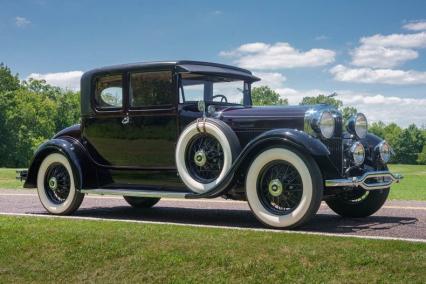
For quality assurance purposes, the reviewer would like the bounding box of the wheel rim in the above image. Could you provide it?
[185,133,224,183]
[339,189,369,204]
[43,163,71,204]
[257,160,303,215]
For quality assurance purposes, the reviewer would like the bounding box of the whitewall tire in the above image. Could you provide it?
[176,118,240,194]
[37,153,84,215]
[246,147,323,229]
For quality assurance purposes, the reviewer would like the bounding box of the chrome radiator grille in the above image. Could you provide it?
[322,114,343,175]
[323,138,343,175]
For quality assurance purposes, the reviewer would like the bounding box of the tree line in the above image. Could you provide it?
[251,86,426,165]
[0,63,80,167]
[0,64,424,167]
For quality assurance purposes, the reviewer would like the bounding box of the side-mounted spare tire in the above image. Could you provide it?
[176,118,241,193]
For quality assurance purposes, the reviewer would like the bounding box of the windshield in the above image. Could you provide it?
[179,74,249,105]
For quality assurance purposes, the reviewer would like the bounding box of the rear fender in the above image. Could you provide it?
[24,138,96,189]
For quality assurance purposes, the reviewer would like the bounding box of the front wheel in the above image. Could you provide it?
[37,153,84,215]
[123,196,160,208]
[246,147,323,229]
[325,188,389,218]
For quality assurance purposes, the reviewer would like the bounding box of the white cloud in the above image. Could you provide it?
[351,45,418,68]
[338,91,426,127]
[247,69,425,126]
[350,31,426,68]
[403,21,426,31]
[253,72,286,89]
[220,42,336,69]
[330,65,426,85]
[15,16,31,28]
[360,32,426,48]
[275,88,426,127]
[27,71,83,90]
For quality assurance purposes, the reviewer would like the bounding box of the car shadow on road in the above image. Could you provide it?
[71,205,419,235]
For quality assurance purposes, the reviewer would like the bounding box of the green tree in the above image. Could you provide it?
[390,125,424,164]
[383,123,402,148]
[393,128,419,164]
[417,145,426,165]
[341,106,358,121]
[251,86,288,106]
[369,121,387,138]
[300,93,343,109]
[0,65,81,167]
[0,88,57,167]
[0,63,20,92]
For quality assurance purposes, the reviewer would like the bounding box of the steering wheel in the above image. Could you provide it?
[212,94,228,103]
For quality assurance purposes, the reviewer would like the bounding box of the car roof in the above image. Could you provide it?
[80,61,260,116]
[82,60,259,81]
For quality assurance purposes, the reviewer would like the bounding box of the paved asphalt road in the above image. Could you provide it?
[1,189,426,241]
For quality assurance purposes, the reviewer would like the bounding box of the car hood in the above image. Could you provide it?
[218,105,313,131]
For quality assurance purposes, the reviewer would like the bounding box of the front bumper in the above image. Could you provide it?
[325,171,403,190]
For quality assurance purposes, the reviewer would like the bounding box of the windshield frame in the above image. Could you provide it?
[178,73,252,106]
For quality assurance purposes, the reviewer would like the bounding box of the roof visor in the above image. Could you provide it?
[176,64,260,82]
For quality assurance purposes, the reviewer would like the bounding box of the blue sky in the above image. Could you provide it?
[1,0,426,126]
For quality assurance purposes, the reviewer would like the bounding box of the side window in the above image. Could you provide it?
[95,75,123,109]
[130,71,173,108]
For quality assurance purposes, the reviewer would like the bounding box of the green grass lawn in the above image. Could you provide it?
[0,168,22,189]
[0,216,425,283]
[2,164,426,200]
[388,164,426,201]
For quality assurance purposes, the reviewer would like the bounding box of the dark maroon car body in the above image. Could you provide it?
[22,61,391,200]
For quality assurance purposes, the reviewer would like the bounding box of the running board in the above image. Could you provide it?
[80,189,188,199]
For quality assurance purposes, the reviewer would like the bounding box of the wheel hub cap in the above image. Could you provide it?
[48,177,58,190]
[194,150,207,167]
[268,179,283,197]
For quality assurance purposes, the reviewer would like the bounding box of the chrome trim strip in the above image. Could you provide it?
[325,171,403,190]
[80,189,188,198]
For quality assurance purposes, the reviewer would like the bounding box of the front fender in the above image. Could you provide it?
[24,138,96,189]
[186,128,330,199]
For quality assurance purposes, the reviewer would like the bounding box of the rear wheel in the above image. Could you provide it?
[246,147,323,229]
[37,153,84,215]
[325,188,389,218]
[123,196,160,208]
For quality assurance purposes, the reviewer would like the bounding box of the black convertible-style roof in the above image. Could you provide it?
[80,60,260,116]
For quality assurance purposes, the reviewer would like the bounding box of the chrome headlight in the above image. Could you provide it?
[305,109,337,139]
[347,113,368,139]
[377,141,392,164]
[318,111,335,139]
[350,142,365,166]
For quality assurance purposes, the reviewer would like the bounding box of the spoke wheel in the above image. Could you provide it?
[44,163,71,204]
[245,147,323,229]
[37,153,84,215]
[185,133,224,183]
[176,118,240,193]
[339,188,370,204]
[326,165,391,218]
[257,161,303,215]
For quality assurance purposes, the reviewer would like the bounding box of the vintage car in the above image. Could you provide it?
[20,60,402,228]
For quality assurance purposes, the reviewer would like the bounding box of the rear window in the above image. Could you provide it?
[95,75,123,109]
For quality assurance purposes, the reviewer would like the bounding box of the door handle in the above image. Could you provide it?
[122,115,130,125]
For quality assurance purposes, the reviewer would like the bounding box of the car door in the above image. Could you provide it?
[124,69,178,169]
[82,73,130,167]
